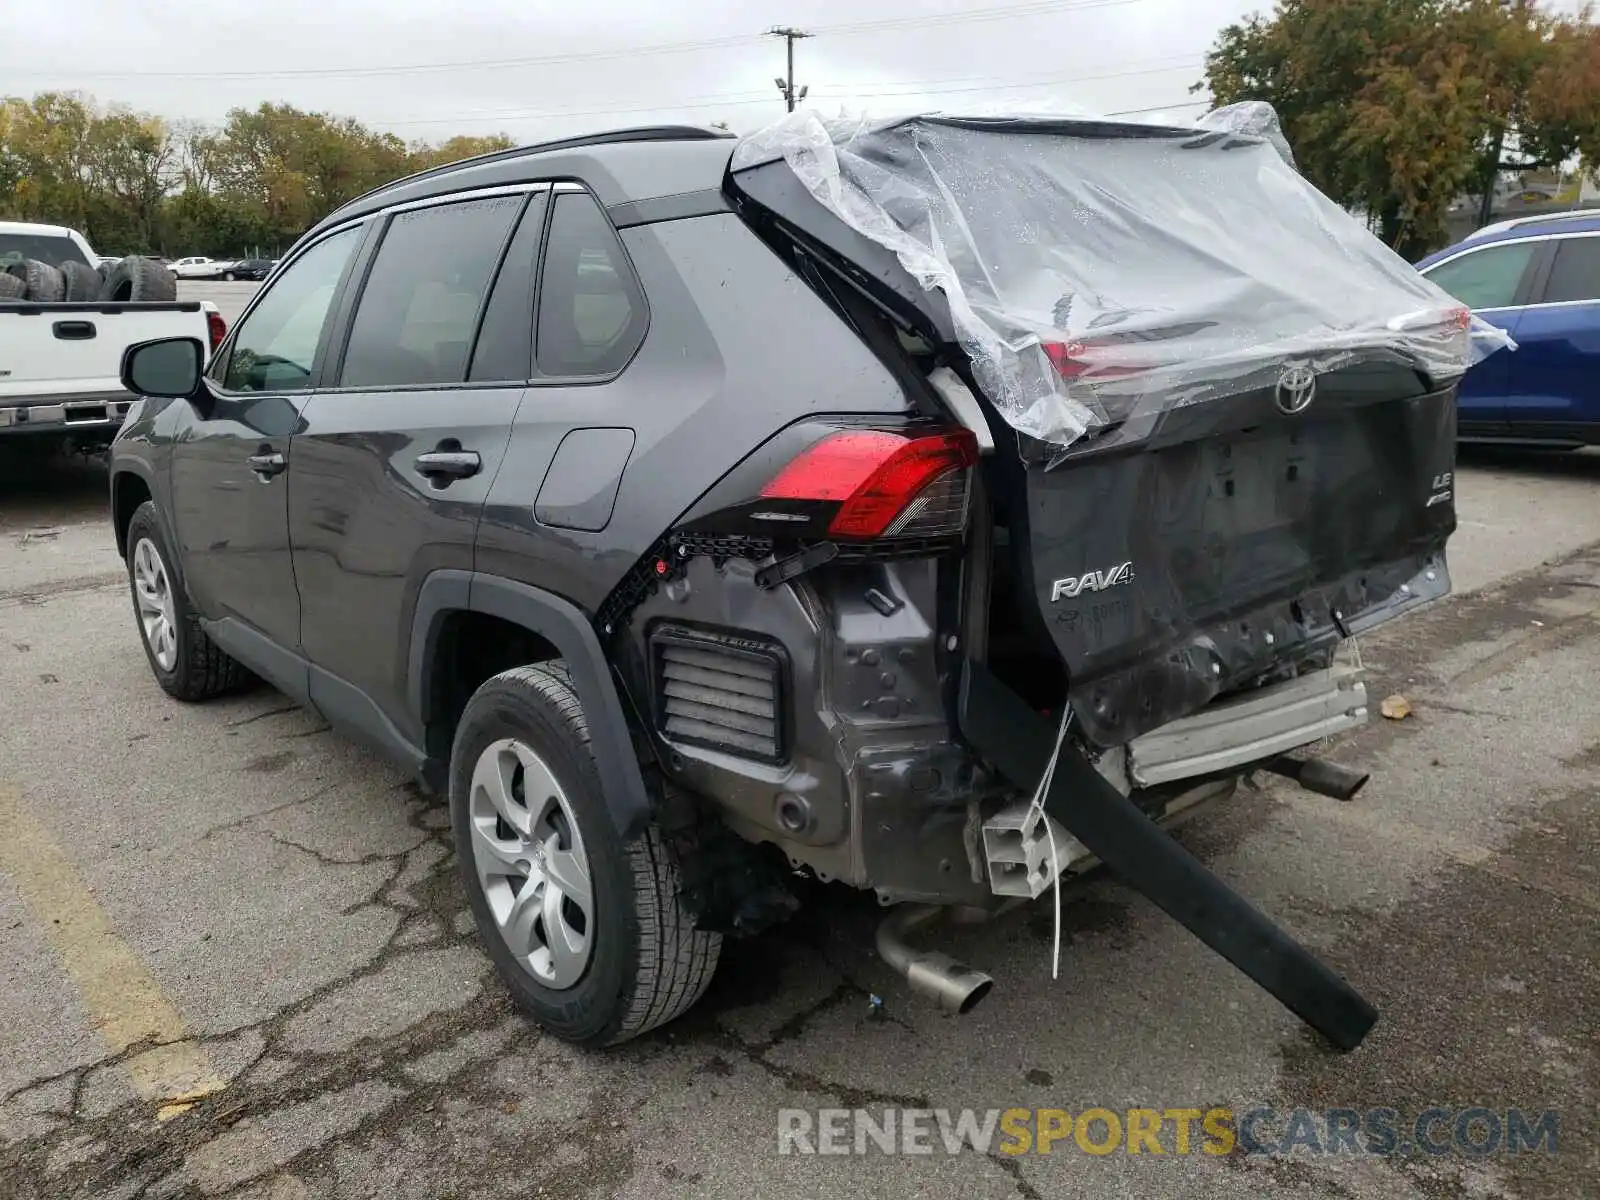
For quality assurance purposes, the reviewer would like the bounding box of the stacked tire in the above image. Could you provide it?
[98,256,177,302]
[0,255,177,303]
[2,259,65,302]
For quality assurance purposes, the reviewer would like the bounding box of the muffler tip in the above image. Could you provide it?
[906,954,995,1014]
[877,904,996,1015]
[1266,755,1371,802]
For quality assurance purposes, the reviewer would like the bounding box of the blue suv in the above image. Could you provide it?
[1417,210,1600,447]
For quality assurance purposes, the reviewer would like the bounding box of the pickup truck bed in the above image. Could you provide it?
[0,299,219,449]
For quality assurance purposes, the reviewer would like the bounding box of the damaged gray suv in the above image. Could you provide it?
[109,108,1505,1049]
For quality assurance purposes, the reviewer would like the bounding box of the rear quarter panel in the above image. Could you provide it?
[475,211,915,613]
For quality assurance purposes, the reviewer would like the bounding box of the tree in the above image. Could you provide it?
[0,90,516,256]
[1202,0,1600,258]
[407,134,516,172]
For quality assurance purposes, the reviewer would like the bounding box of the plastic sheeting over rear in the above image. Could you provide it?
[730,105,1512,461]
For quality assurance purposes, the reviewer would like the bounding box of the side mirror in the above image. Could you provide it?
[121,337,205,400]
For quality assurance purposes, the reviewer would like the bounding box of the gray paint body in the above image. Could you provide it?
[107,130,962,877]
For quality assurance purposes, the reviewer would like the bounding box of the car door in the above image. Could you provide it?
[168,223,366,689]
[1498,231,1600,440]
[1419,237,1543,435]
[472,182,653,602]
[288,188,539,750]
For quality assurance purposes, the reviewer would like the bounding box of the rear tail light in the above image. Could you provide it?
[760,428,977,540]
[1042,340,1141,382]
[206,310,227,352]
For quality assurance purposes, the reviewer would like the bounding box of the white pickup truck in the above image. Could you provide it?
[1,221,225,451]
[168,256,242,280]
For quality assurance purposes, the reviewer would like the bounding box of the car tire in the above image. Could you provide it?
[0,272,24,299]
[7,259,65,302]
[124,502,250,701]
[451,663,721,1046]
[222,271,235,281]
[100,256,178,303]
[60,260,101,301]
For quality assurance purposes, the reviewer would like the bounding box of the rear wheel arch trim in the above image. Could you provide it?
[111,465,169,563]
[410,570,652,839]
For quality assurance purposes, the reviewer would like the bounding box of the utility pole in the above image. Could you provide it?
[769,27,811,112]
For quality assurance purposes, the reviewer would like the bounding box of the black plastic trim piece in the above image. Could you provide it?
[411,570,653,838]
[608,188,732,228]
[309,665,429,776]
[201,617,311,706]
[108,461,171,561]
[958,659,1380,1053]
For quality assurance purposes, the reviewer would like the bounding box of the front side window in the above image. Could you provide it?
[1423,241,1538,310]
[219,226,361,393]
[536,191,648,377]
[338,195,523,389]
[1539,236,1600,304]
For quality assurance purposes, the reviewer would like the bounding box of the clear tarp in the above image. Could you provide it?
[731,103,1512,459]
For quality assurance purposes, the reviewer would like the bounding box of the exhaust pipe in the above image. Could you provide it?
[1264,755,1370,802]
[876,904,995,1015]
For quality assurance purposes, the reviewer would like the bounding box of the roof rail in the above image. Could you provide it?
[340,124,737,212]
[1471,207,1600,239]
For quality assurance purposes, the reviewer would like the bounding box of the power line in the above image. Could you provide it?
[1104,99,1211,116]
[5,0,1148,82]
[811,59,1201,102]
[375,58,1205,129]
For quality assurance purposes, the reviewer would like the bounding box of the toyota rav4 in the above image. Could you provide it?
[109,110,1504,1049]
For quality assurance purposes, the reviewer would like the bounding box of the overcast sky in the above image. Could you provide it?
[2,0,1269,144]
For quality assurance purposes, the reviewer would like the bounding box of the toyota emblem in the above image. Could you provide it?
[1275,364,1318,415]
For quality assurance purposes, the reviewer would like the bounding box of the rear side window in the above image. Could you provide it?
[339,195,523,389]
[1539,236,1600,304]
[536,191,647,377]
[1424,241,1537,310]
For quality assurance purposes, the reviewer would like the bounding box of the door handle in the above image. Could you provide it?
[413,450,481,481]
[246,450,287,478]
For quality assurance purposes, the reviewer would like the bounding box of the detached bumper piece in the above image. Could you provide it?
[960,661,1379,1053]
[1126,665,1367,787]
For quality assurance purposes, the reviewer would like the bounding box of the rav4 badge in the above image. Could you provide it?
[1051,561,1134,602]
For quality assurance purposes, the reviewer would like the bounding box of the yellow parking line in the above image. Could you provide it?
[0,783,224,1119]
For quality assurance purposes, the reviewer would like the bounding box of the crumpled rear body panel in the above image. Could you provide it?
[730,105,1510,459]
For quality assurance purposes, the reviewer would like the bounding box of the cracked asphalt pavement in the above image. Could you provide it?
[0,444,1596,1199]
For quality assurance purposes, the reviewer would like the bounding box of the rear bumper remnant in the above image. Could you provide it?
[1127,665,1367,787]
[959,659,1379,1052]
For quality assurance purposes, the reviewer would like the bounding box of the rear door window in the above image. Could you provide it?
[1537,235,1600,304]
[339,194,524,389]
[535,191,648,377]
[1423,241,1539,310]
